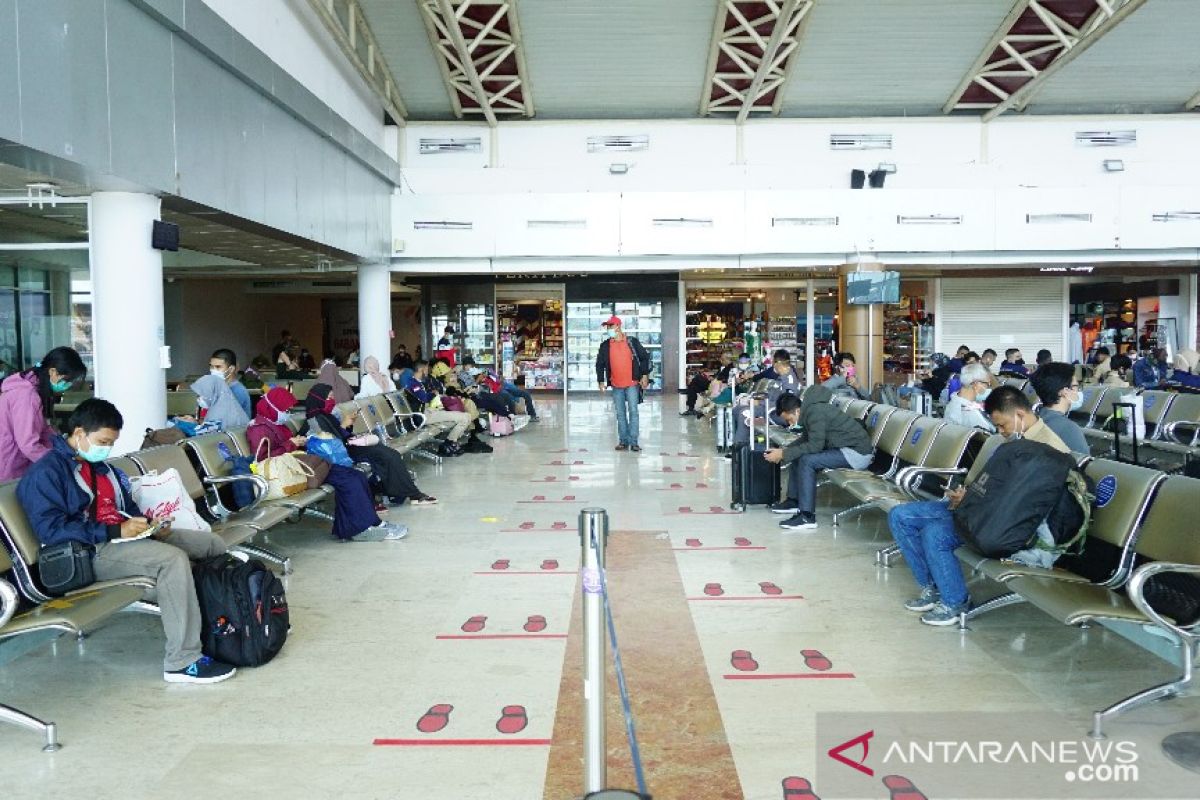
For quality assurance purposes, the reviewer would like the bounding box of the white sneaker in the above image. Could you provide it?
[512,415,531,432]
[354,522,409,541]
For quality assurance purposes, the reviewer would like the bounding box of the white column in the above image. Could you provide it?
[90,192,166,455]
[357,262,393,370]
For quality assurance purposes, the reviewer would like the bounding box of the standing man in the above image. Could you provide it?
[596,315,652,453]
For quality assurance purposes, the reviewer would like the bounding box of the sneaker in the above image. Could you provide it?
[164,656,237,684]
[680,410,695,417]
[410,495,438,505]
[615,444,629,451]
[904,585,941,613]
[630,444,642,452]
[354,522,410,542]
[770,498,800,514]
[920,601,968,627]
[779,512,818,531]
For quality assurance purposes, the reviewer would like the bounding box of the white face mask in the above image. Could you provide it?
[210,367,227,379]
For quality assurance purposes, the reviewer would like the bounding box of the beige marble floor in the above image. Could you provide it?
[1,394,1195,800]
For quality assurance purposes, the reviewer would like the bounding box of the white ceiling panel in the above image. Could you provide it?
[1024,0,1200,114]
[357,0,457,119]
[518,0,717,119]
[778,0,1017,117]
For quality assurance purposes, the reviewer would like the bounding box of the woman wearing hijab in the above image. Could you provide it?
[190,374,250,429]
[356,356,396,399]
[246,386,408,542]
[317,356,355,403]
[305,384,436,506]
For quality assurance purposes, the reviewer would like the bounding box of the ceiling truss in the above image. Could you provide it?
[307,0,408,124]
[945,0,1149,121]
[701,0,817,121]
[418,0,534,125]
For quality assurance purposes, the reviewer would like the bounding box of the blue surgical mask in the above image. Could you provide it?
[1069,391,1084,412]
[50,378,73,393]
[276,410,291,425]
[607,329,618,340]
[975,388,991,402]
[210,368,227,379]
[76,435,112,463]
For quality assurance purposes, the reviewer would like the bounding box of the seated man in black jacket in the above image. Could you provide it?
[763,386,874,531]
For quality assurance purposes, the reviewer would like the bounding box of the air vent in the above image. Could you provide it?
[413,220,473,231]
[587,135,649,153]
[1152,211,1200,223]
[1026,213,1093,224]
[772,216,839,227]
[418,137,482,155]
[251,280,293,289]
[897,214,962,225]
[830,133,892,150]
[527,219,587,230]
[1074,130,1136,147]
[311,280,352,287]
[652,218,713,228]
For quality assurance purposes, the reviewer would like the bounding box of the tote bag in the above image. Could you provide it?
[251,439,313,499]
[131,468,212,532]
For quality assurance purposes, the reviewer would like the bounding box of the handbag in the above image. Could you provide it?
[489,414,514,437]
[251,438,314,499]
[218,441,257,509]
[306,434,354,468]
[130,468,212,532]
[39,541,96,596]
[441,395,466,413]
[293,453,331,489]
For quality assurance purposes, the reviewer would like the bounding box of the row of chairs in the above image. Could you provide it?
[0,389,453,751]
[803,395,1200,739]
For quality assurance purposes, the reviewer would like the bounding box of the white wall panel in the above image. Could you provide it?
[938,277,1067,361]
[619,191,745,256]
[1117,186,1200,249]
[493,193,621,257]
[994,188,1120,251]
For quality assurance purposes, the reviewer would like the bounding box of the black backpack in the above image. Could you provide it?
[192,555,289,667]
[953,438,1093,558]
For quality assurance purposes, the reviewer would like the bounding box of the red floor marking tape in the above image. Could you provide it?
[723,672,856,680]
[373,738,552,747]
[671,546,767,551]
[517,497,586,503]
[435,634,567,640]
[472,570,575,575]
[686,595,805,601]
[544,460,586,466]
[529,476,580,482]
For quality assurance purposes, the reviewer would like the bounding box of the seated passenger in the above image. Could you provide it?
[980,348,999,378]
[683,357,726,417]
[886,386,1068,627]
[1091,347,1113,382]
[247,387,407,541]
[764,387,874,531]
[998,348,1027,376]
[317,355,355,402]
[1031,362,1090,455]
[821,352,866,400]
[210,348,253,419]
[276,345,307,379]
[190,373,250,429]
[304,384,435,506]
[943,351,981,399]
[17,399,235,683]
[1029,349,1053,377]
[946,344,970,373]
[943,363,995,432]
[390,344,415,372]
[0,346,87,481]
[466,357,538,421]
[734,354,800,443]
[1102,354,1133,387]
[403,360,473,456]
[356,356,397,399]
[1132,348,1171,389]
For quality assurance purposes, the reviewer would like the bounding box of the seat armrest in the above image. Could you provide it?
[1127,561,1200,642]
[394,411,427,429]
[0,578,18,629]
[203,474,268,508]
[896,466,967,496]
[1162,421,1199,446]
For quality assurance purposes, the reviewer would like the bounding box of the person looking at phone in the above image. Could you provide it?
[822,352,866,399]
[17,398,237,684]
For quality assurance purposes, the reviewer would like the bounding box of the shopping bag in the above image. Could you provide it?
[1117,393,1145,440]
[130,468,212,532]
[306,434,354,467]
[251,439,313,499]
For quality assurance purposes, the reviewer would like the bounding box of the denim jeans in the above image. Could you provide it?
[786,449,851,513]
[610,385,640,446]
[887,500,968,606]
[503,382,537,418]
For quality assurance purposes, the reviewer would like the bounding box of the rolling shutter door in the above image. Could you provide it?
[937,277,1065,359]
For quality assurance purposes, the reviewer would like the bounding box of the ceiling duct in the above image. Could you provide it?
[1026,213,1093,224]
[772,216,839,227]
[830,133,893,151]
[413,220,473,231]
[1074,130,1137,147]
[418,137,483,155]
[897,214,962,225]
[587,135,649,153]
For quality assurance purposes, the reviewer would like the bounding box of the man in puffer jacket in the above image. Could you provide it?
[764,385,873,531]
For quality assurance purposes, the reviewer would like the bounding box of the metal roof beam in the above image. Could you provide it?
[307,0,407,124]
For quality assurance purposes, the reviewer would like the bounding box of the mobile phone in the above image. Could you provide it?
[945,475,964,492]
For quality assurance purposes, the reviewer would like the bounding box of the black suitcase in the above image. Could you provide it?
[731,444,780,511]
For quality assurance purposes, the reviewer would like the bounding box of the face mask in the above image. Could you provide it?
[844,364,857,379]
[76,435,112,463]
[211,368,228,379]
[607,329,618,340]
[50,378,73,393]
[323,397,337,414]
[1007,416,1026,441]
[1015,359,1025,366]
[975,388,991,402]
[1069,391,1084,412]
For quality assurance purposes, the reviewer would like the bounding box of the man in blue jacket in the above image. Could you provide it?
[17,399,235,684]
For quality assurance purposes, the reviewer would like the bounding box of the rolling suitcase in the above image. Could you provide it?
[732,393,780,511]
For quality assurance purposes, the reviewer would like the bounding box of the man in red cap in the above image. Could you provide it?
[595,315,652,452]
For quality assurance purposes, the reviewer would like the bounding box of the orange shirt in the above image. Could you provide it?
[609,339,635,388]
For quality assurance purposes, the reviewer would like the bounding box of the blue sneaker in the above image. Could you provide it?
[920,601,968,627]
[164,656,237,684]
[904,585,940,612]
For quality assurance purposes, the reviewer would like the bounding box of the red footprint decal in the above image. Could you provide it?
[708,506,727,514]
[551,521,568,530]
[496,705,528,735]
[703,583,724,596]
[679,506,693,514]
[569,476,580,481]
[671,483,684,489]
[416,704,453,733]
[491,559,510,570]
[734,537,751,547]
[519,521,535,530]
[782,776,821,799]
[663,466,674,472]
[532,495,546,501]
[801,649,832,672]
[686,466,697,472]
[524,615,547,633]
[759,581,783,596]
[541,559,559,570]
[883,775,928,800]
[730,649,759,672]
[685,538,702,547]
[696,482,709,488]
[562,495,576,501]
[461,615,487,633]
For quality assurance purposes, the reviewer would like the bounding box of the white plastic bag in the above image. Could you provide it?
[1118,393,1145,441]
[130,468,211,532]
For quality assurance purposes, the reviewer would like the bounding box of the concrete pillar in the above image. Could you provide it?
[838,262,885,390]
[90,192,166,454]
[357,262,393,370]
